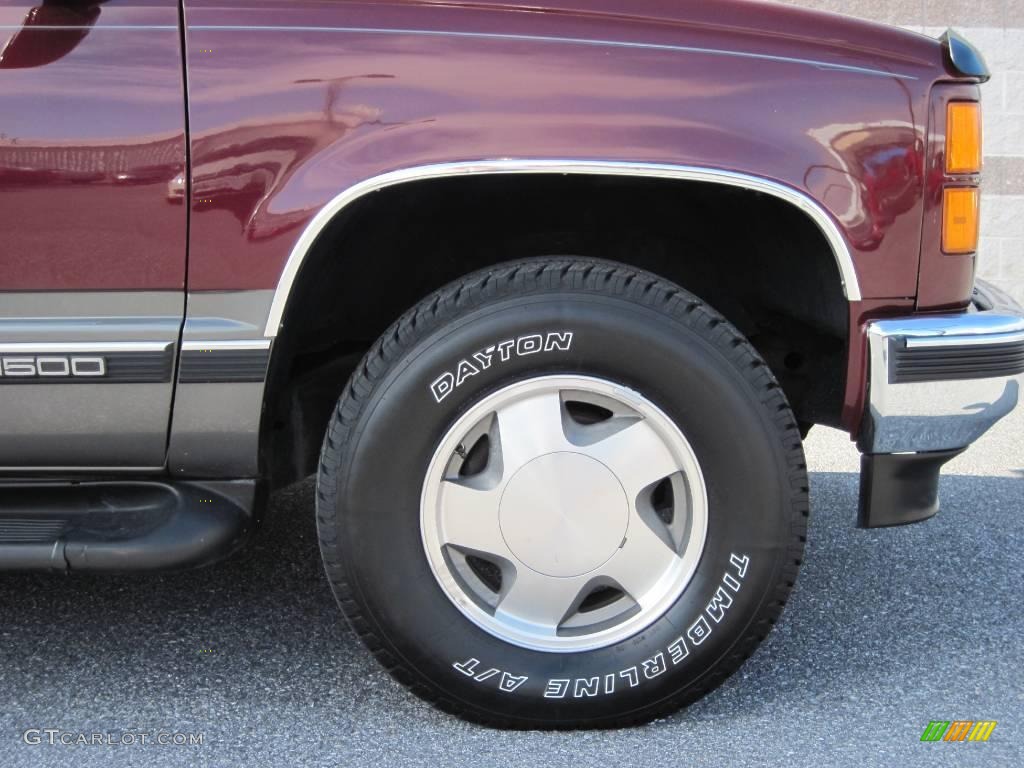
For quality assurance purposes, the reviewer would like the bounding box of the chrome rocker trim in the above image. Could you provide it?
[264,160,863,336]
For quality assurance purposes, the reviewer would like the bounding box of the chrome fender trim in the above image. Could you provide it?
[263,160,862,337]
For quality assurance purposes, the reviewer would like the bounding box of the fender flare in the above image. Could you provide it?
[262,159,862,337]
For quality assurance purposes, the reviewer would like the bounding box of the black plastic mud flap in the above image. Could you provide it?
[858,449,964,528]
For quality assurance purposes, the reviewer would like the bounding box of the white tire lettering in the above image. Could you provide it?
[688,615,712,645]
[498,672,529,693]
[452,554,752,700]
[455,358,479,387]
[429,331,574,401]
[453,658,479,676]
[642,652,666,680]
[573,677,600,698]
[457,659,529,693]
[515,334,543,355]
[544,679,570,699]
[730,552,750,578]
[431,372,455,403]
[473,349,494,370]
[544,331,573,352]
[705,586,734,624]
[668,636,689,665]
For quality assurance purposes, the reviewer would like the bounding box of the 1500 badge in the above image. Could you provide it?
[429,331,573,403]
[0,356,106,378]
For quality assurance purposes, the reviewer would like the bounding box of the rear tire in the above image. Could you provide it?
[316,257,808,728]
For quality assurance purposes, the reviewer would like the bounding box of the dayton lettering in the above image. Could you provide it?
[429,331,573,403]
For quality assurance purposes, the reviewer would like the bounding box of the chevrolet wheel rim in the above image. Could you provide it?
[420,375,709,653]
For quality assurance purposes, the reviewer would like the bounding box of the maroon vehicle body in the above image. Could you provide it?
[0,0,981,440]
[3,0,1020,730]
[0,0,186,291]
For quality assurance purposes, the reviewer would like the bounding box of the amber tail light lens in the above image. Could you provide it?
[942,187,980,254]
[946,102,982,174]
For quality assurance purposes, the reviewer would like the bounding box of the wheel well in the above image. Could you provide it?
[262,173,848,487]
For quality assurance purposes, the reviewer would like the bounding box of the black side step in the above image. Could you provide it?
[0,480,255,571]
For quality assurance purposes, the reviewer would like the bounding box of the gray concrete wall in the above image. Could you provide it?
[779,0,1023,304]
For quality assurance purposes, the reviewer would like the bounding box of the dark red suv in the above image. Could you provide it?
[0,0,1019,728]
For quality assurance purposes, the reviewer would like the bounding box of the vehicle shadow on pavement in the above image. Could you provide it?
[0,470,1020,765]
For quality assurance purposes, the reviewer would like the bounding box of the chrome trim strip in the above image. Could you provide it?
[264,160,862,336]
[905,329,1024,349]
[891,312,1024,349]
[191,26,916,80]
[181,339,272,352]
[0,341,172,354]
[872,312,1024,343]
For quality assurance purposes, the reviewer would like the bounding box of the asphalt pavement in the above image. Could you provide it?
[1,409,1021,768]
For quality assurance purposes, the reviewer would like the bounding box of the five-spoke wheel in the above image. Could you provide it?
[421,375,708,651]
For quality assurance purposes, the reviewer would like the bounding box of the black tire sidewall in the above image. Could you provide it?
[331,291,795,724]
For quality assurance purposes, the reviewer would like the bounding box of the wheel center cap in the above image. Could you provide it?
[499,452,628,578]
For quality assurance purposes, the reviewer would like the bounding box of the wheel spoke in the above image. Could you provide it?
[437,479,509,560]
[493,391,570,477]
[581,419,681,500]
[599,513,680,604]
[494,567,588,635]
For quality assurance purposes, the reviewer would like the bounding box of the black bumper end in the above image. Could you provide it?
[858,449,964,528]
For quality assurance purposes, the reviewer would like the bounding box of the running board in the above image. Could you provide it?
[0,480,255,571]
